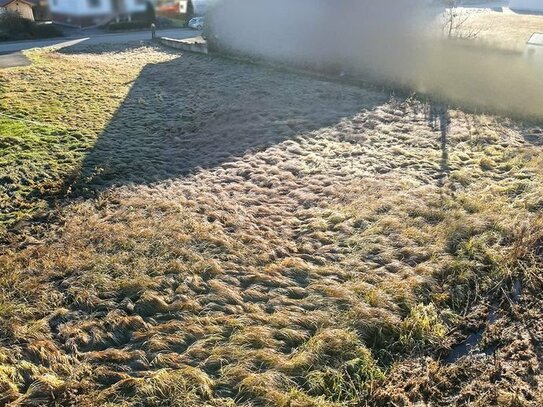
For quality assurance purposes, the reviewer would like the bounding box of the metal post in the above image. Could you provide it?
[151,23,156,40]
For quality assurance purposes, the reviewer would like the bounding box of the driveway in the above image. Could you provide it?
[0,28,198,55]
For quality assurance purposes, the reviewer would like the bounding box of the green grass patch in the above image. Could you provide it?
[0,45,177,235]
[0,116,92,233]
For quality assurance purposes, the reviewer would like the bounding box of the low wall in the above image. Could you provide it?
[159,37,209,54]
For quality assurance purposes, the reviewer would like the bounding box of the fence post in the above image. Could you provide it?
[151,23,156,40]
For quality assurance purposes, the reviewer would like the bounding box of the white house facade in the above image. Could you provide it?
[49,0,151,27]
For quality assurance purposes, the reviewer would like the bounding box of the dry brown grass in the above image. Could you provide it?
[462,8,543,49]
[0,43,542,406]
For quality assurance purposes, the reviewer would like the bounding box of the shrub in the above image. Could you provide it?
[144,1,156,25]
[0,11,62,41]
[107,21,151,31]
[31,24,63,39]
[0,11,32,34]
[156,16,186,28]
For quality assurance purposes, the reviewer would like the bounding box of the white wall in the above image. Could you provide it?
[125,0,148,13]
[49,0,112,16]
[49,0,154,16]
[510,0,543,11]
[49,0,78,15]
[79,0,112,15]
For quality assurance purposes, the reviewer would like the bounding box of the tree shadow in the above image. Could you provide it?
[58,44,386,196]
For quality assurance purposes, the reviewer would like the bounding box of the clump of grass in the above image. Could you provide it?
[398,303,447,351]
[236,371,292,405]
[134,291,170,317]
[304,352,384,403]
[496,391,530,407]
[23,373,66,402]
[107,368,214,407]
[276,329,384,403]
[0,362,20,404]
[479,156,495,171]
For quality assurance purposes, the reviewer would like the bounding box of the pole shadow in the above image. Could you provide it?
[427,102,450,187]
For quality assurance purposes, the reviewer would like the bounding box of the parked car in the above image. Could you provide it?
[188,16,204,30]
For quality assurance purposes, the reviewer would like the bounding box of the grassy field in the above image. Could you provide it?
[0,42,542,406]
[461,8,543,48]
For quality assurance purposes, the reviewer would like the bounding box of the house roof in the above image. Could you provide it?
[0,0,37,7]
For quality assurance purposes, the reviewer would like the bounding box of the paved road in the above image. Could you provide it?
[0,28,198,55]
[0,52,31,69]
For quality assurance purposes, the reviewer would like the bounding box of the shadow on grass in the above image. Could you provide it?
[427,103,450,187]
[58,43,386,196]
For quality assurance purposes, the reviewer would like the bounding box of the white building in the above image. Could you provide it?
[509,0,543,12]
[49,0,152,27]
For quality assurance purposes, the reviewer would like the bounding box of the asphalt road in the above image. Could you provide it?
[0,28,198,55]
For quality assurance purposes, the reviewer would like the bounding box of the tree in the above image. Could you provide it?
[441,0,479,39]
[145,1,156,25]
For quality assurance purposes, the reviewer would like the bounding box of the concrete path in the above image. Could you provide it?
[0,28,198,54]
[0,52,31,69]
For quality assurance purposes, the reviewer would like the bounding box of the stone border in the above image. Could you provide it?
[158,37,208,54]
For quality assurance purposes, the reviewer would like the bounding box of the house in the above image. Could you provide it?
[0,0,36,20]
[156,0,186,16]
[48,0,153,28]
[156,0,207,18]
[510,0,543,12]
